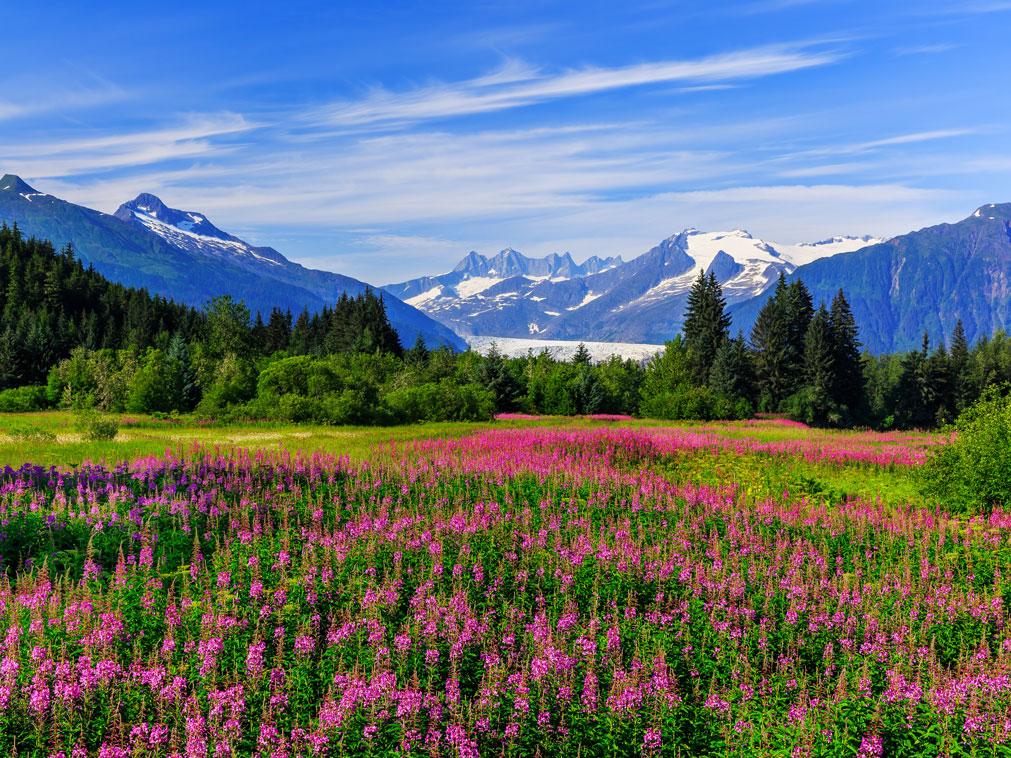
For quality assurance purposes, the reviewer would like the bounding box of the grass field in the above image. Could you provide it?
[2,411,993,757]
[0,411,935,508]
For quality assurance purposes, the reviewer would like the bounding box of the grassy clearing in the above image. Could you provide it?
[0,411,610,467]
[0,410,939,509]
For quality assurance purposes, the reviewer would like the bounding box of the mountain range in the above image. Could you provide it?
[4,173,1011,355]
[386,230,880,344]
[728,203,1011,353]
[0,175,464,350]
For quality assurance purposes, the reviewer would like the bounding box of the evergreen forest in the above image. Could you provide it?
[2,222,1009,429]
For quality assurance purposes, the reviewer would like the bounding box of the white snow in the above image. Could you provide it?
[776,235,883,266]
[130,210,282,266]
[469,336,663,363]
[631,269,699,306]
[405,286,444,307]
[544,311,561,316]
[568,291,602,310]
[454,276,504,298]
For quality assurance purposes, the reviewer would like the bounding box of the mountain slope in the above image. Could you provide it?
[729,204,1011,353]
[0,176,463,349]
[389,230,879,342]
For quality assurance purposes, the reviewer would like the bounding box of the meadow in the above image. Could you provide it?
[0,413,1005,757]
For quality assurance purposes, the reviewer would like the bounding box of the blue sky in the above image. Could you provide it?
[3,0,1010,283]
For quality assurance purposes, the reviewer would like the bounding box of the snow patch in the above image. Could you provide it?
[469,336,663,363]
[564,291,603,311]
[405,286,444,307]
[130,209,282,266]
[454,276,504,298]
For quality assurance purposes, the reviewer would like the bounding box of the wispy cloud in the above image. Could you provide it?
[0,113,257,179]
[0,83,127,123]
[310,44,847,129]
[893,43,957,56]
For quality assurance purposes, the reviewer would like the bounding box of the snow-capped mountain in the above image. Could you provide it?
[115,193,289,269]
[386,229,881,342]
[730,204,1011,353]
[0,178,464,350]
[109,194,465,348]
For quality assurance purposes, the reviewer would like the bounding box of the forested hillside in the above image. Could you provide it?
[5,223,1011,430]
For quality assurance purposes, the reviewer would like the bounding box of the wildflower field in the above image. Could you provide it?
[0,417,1008,757]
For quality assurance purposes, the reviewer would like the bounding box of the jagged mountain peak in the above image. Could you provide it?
[116,194,232,242]
[452,251,487,274]
[388,227,879,344]
[0,174,39,195]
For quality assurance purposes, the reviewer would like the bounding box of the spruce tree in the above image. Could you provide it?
[750,292,789,409]
[802,304,836,425]
[574,363,604,414]
[573,342,592,366]
[682,270,731,386]
[949,319,971,412]
[828,289,865,420]
[783,279,814,393]
[709,333,755,405]
[892,333,933,429]
[167,332,200,410]
[0,327,20,390]
[266,307,292,354]
[479,343,522,412]
[405,334,430,365]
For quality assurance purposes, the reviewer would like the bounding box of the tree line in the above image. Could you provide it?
[1,221,1010,428]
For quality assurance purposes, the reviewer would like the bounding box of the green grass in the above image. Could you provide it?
[0,411,938,509]
[0,411,608,467]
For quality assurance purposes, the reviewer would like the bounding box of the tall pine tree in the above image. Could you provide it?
[682,270,731,386]
[802,304,837,425]
[828,289,866,421]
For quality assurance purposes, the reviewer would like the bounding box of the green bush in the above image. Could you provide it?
[639,385,713,420]
[76,407,120,441]
[921,386,1011,513]
[7,424,56,442]
[0,385,49,412]
[385,380,495,422]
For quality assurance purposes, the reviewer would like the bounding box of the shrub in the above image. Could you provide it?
[0,385,49,412]
[921,385,1011,513]
[76,407,120,441]
[639,385,714,420]
[385,380,495,423]
[7,424,56,442]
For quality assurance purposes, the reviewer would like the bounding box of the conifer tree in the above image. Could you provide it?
[709,333,755,405]
[573,342,592,366]
[949,319,972,412]
[828,289,866,420]
[405,334,430,365]
[682,270,731,386]
[750,289,789,409]
[265,307,293,354]
[479,343,522,412]
[783,279,814,393]
[574,363,604,414]
[167,333,200,410]
[802,304,836,424]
